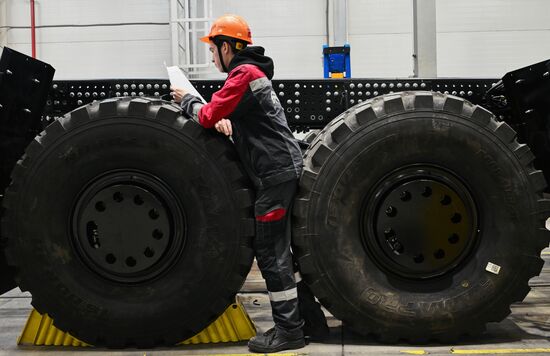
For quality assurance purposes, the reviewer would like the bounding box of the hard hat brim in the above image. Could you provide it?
[200,35,252,45]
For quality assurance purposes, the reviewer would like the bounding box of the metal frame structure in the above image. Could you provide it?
[42,77,499,132]
[327,0,348,47]
[170,0,214,78]
[413,0,437,77]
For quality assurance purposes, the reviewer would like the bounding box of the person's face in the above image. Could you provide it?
[209,42,223,72]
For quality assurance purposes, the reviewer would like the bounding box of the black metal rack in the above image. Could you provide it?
[42,77,500,132]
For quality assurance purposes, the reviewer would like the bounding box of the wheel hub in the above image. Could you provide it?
[363,166,478,279]
[72,171,185,283]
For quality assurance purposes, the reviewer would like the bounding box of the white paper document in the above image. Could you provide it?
[166,66,206,103]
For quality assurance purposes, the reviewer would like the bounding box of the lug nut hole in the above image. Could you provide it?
[400,191,411,201]
[152,229,164,240]
[440,195,452,205]
[448,233,459,244]
[126,257,137,267]
[113,192,124,202]
[149,209,160,220]
[385,206,397,217]
[434,249,445,259]
[95,201,106,212]
[105,253,116,264]
[413,254,424,263]
[422,187,432,197]
[144,247,155,258]
[451,213,462,224]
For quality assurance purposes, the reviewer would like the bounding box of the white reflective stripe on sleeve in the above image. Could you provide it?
[294,271,302,283]
[268,287,298,302]
[249,77,270,92]
[191,102,202,117]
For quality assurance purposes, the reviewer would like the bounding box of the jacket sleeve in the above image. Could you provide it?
[197,67,252,128]
[180,94,204,122]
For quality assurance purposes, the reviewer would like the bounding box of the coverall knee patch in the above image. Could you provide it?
[255,207,286,222]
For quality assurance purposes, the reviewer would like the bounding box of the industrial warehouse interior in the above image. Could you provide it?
[1,0,550,355]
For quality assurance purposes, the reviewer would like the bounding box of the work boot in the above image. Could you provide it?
[248,326,306,353]
[298,281,330,341]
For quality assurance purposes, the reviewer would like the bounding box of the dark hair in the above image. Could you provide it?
[212,35,247,53]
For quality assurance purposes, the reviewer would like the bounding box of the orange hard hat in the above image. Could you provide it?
[200,14,252,44]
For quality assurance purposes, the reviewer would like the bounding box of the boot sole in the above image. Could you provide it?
[248,338,306,353]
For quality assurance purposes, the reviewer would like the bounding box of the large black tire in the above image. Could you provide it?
[293,91,550,341]
[303,129,320,144]
[1,97,255,347]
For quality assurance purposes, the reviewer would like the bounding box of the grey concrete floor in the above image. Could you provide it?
[1,252,549,356]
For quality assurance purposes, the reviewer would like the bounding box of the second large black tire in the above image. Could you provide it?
[293,91,549,341]
[1,97,255,347]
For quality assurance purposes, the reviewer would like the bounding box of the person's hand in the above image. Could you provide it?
[170,86,188,103]
[215,119,232,136]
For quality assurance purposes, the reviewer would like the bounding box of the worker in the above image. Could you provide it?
[171,14,328,353]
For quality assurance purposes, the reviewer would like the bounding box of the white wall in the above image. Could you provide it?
[348,0,414,78]
[436,0,550,77]
[211,0,328,79]
[3,0,171,79]
[0,0,7,46]
[2,0,550,80]
[347,0,550,78]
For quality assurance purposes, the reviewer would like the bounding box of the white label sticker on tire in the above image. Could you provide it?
[486,262,501,275]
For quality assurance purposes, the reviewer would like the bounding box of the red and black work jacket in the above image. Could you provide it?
[180,46,303,188]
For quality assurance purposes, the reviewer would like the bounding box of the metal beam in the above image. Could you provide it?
[0,0,8,47]
[327,0,348,46]
[170,0,179,66]
[413,0,437,77]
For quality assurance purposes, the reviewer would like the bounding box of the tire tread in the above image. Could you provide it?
[293,91,549,342]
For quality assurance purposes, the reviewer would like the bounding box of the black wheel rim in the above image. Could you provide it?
[72,170,186,283]
[362,165,479,280]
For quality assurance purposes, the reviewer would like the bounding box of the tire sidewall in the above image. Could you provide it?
[9,112,250,342]
[303,111,538,333]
